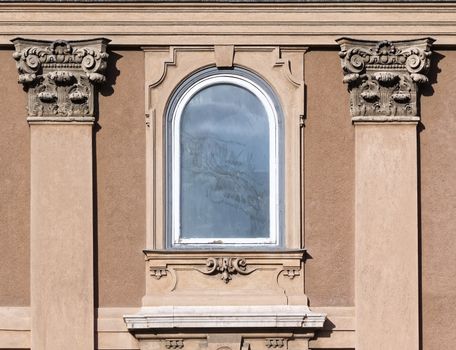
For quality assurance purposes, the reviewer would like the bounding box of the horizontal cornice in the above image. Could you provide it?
[1,3,456,45]
[1,0,456,2]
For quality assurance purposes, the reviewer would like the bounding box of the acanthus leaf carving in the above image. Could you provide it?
[12,37,110,123]
[337,37,434,122]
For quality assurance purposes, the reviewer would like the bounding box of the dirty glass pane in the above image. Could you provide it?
[180,83,270,240]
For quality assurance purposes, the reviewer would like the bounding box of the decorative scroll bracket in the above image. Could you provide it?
[337,37,434,123]
[12,37,110,124]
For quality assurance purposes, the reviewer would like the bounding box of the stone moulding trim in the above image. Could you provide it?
[1,0,452,3]
[144,249,306,262]
[12,37,110,124]
[2,4,456,46]
[123,305,326,331]
[144,249,305,283]
[337,37,434,123]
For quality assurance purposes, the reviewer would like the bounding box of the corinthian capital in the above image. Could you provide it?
[337,38,434,122]
[12,37,110,124]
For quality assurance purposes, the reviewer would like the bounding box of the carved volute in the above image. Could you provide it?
[12,37,110,124]
[337,37,434,122]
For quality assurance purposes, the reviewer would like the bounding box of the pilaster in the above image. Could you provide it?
[12,37,109,350]
[337,37,433,350]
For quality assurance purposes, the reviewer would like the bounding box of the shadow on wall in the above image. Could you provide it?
[93,49,122,130]
[92,49,122,350]
[417,50,444,350]
[309,317,339,348]
[99,50,122,98]
[420,51,444,99]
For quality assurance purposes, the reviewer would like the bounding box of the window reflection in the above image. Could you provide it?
[180,84,270,239]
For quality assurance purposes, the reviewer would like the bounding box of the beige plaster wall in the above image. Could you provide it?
[2,46,455,350]
[303,50,354,306]
[96,49,146,307]
[420,49,456,350]
[0,50,30,306]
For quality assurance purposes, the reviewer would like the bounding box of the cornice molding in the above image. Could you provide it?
[1,4,456,45]
[12,37,110,124]
[337,37,434,123]
[124,305,326,330]
[2,0,456,3]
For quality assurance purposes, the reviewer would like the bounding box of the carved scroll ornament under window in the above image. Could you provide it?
[12,37,110,123]
[196,257,255,283]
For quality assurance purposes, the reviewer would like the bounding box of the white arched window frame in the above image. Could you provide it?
[168,70,283,247]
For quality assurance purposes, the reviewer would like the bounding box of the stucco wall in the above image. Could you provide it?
[96,49,146,307]
[420,49,456,350]
[304,50,355,307]
[0,48,146,308]
[0,50,30,306]
[2,46,456,350]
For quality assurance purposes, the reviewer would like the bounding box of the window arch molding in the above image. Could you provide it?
[165,67,284,247]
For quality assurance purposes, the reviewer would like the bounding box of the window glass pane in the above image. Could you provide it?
[180,83,270,240]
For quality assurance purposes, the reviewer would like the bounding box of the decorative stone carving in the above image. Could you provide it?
[143,250,308,306]
[165,339,184,349]
[151,267,168,280]
[337,38,434,122]
[265,338,287,349]
[12,37,110,123]
[282,268,300,279]
[198,257,254,284]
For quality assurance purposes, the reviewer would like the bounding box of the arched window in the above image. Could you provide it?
[167,68,283,247]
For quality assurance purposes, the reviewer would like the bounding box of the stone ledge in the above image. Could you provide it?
[124,305,326,330]
[1,0,454,3]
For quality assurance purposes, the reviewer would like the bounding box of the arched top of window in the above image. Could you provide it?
[166,67,283,248]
